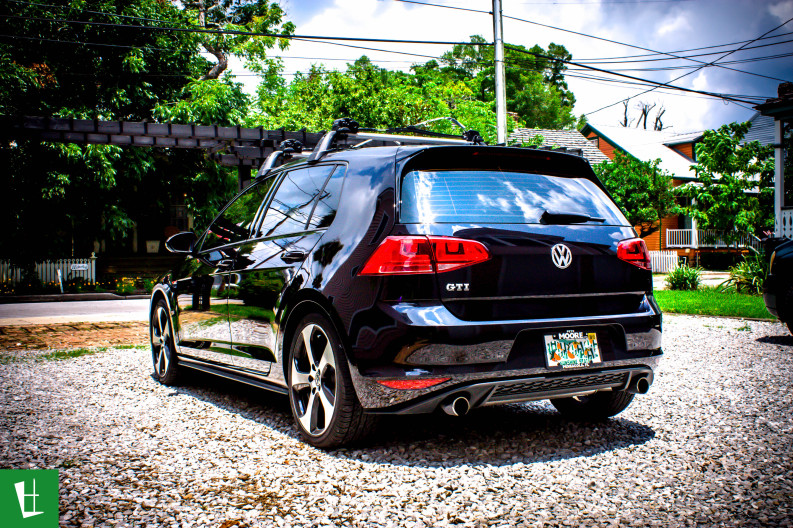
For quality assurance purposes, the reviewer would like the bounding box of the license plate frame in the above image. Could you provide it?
[544,330,602,369]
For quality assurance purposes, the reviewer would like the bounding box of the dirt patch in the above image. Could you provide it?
[0,321,148,351]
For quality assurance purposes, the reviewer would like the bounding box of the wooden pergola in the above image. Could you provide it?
[4,115,326,188]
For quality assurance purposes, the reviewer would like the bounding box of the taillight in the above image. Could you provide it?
[617,238,651,270]
[359,236,490,275]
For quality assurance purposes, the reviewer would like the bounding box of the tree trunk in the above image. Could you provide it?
[201,43,228,80]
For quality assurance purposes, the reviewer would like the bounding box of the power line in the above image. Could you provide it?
[0,12,773,106]
[0,13,492,47]
[577,31,793,61]
[584,15,793,116]
[382,0,491,15]
[381,0,790,83]
[500,12,791,83]
[576,37,793,65]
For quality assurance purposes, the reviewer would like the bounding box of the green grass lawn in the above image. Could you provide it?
[654,288,774,320]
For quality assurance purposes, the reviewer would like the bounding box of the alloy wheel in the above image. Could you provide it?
[151,305,172,378]
[290,324,338,436]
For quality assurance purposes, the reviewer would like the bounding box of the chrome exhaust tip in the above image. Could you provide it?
[441,395,470,416]
[627,375,651,394]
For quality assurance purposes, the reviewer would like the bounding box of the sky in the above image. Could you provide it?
[227,0,793,135]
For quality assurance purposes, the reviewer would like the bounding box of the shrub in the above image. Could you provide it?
[115,277,135,296]
[665,265,702,291]
[143,278,156,294]
[719,251,767,295]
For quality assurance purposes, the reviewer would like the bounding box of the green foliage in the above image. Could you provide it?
[719,251,768,294]
[677,122,775,241]
[181,0,294,79]
[115,277,136,296]
[155,77,250,126]
[0,0,248,260]
[412,36,582,129]
[252,58,505,143]
[593,151,679,236]
[665,265,702,291]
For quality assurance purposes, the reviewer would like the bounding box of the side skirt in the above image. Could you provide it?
[178,356,288,395]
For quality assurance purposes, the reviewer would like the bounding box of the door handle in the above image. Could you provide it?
[281,250,306,264]
[217,258,235,270]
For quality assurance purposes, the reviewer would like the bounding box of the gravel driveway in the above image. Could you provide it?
[2,315,792,527]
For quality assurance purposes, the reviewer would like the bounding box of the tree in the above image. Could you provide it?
[0,0,253,260]
[252,57,506,143]
[593,151,679,237]
[676,122,774,243]
[619,100,667,131]
[180,0,294,80]
[411,36,583,129]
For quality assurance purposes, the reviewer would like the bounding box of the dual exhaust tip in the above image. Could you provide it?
[627,374,651,394]
[440,374,651,415]
[441,395,470,416]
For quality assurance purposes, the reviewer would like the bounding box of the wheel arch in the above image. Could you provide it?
[278,289,348,383]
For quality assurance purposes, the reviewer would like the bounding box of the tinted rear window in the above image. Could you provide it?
[400,170,627,225]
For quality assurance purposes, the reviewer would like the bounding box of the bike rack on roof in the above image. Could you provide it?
[306,117,485,163]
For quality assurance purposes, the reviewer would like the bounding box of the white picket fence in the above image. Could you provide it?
[649,250,679,273]
[0,258,97,285]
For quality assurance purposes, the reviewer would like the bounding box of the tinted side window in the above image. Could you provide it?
[307,166,345,229]
[257,165,335,238]
[202,179,273,251]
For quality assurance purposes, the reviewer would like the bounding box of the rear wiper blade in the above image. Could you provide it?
[541,210,606,224]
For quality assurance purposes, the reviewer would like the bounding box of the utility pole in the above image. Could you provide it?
[492,0,507,144]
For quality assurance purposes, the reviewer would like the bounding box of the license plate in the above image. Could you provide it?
[544,330,601,368]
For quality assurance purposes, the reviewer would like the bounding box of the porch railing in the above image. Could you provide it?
[0,257,97,285]
[780,208,793,239]
[665,229,761,250]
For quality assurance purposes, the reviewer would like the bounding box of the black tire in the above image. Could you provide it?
[287,313,376,448]
[550,390,635,420]
[783,286,793,335]
[150,299,180,385]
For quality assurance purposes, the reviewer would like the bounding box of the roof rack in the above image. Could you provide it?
[256,139,307,178]
[307,117,485,163]
[255,116,487,173]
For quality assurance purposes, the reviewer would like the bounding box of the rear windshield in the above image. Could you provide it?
[400,170,627,225]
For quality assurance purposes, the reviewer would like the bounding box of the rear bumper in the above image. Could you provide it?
[362,355,660,414]
[346,297,662,412]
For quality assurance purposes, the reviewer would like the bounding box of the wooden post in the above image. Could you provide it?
[238,165,252,191]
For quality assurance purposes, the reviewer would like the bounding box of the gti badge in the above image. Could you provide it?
[446,283,470,292]
[551,244,572,269]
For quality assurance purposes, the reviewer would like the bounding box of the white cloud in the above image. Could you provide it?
[656,13,692,37]
[769,0,793,26]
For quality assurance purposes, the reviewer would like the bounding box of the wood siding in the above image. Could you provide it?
[670,142,695,161]
[585,132,618,160]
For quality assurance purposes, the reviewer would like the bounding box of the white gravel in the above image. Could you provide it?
[2,314,792,527]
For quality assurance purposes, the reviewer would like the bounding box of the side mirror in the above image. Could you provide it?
[165,231,197,254]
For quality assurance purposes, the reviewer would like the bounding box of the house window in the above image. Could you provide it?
[589,137,599,149]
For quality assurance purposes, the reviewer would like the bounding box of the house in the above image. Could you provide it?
[509,128,610,166]
[756,82,793,240]
[580,122,759,262]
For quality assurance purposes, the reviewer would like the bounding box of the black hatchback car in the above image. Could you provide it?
[150,122,662,448]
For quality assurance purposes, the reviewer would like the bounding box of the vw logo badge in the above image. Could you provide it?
[551,244,572,269]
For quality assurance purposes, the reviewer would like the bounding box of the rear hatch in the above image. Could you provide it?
[397,147,651,321]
